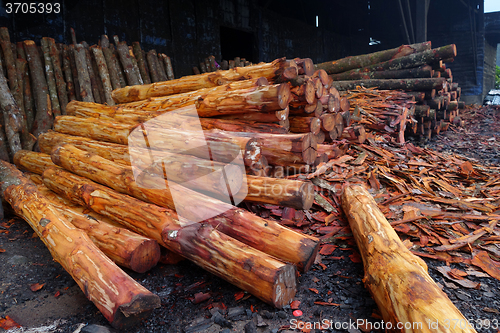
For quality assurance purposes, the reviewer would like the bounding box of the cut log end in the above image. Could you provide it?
[113,293,161,329]
[277,83,291,110]
[129,239,161,273]
[273,264,297,308]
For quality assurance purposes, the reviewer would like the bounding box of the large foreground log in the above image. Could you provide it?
[341,185,477,333]
[29,174,160,273]
[51,144,319,271]
[41,167,297,308]
[315,42,431,74]
[0,161,160,329]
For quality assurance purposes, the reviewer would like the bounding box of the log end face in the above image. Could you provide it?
[129,239,161,273]
[273,264,297,308]
[301,182,315,210]
[113,293,161,329]
[277,83,291,110]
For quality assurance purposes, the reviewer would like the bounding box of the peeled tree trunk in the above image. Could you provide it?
[0,161,160,329]
[50,144,319,271]
[341,185,477,333]
[195,83,290,117]
[315,41,432,74]
[29,174,160,273]
[111,58,295,103]
[40,167,298,308]
[53,115,262,167]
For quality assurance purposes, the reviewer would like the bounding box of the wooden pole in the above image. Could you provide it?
[331,78,446,92]
[46,38,69,114]
[0,73,22,156]
[0,160,161,329]
[40,38,61,117]
[315,41,432,74]
[73,44,94,102]
[102,46,123,90]
[116,43,141,86]
[23,40,52,139]
[341,185,476,332]
[90,46,115,106]
[84,47,104,104]
[132,42,151,84]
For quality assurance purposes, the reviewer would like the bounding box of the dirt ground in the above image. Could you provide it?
[1,106,500,333]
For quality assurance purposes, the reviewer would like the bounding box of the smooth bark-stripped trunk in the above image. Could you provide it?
[289,116,321,135]
[28,174,160,273]
[243,175,314,210]
[23,40,52,138]
[91,46,115,106]
[195,83,290,117]
[0,161,160,329]
[315,41,432,74]
[50,144,319,272]
[331,78,446,92]
[53,116,262,167]
[40,38,61,117]
[41,166,297,308]
[341,185,477,333]
[111,58,296,103]
[225,132,317,166]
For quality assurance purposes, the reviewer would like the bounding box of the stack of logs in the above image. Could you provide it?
[316,41,464,141]
[0,26,175,163]
[193,55,254,74]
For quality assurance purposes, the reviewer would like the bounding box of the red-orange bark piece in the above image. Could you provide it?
[290,300,301,309]
[471,250,500,281]
[0,316,21,329]
[319,244,337,255]
[30,283,45,292]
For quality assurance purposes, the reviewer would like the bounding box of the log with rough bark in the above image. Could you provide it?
[163,54,175,80]
[330,65,434,81]
[47,38,69,114]
[146,49,162,83]
[27,173,160,273]
[128,46,144,84]
[289,116,321,135]
[102,46,123,89]
[40,38,62,117]
[315,41,432,74]
[0,161,161,329]
[74,44,94,102]
[0,73,22,156]
[41,166,297,307]
[90,46,115,106]
[85,47,104,104]
[0,125,9,161]
[243,175,314,209]
[68,45,82,100]
[112,58,296,103]
[13,59,36,151]
[132,42,151,84]
[332,44,456,78]
[116,43,141,86]
[24,40,52,138]
[341,185,477,333]
[331,78,446,92]
[0,38,23,117]
[18,58,35,132]
[62,45,77,101]
[50,144,318,271]
[195,83,290,117]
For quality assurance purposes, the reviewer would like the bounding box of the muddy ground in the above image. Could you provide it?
[1,106,500,333]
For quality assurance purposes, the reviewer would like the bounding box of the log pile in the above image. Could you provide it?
[2,39,494,331]
[316,42,464,141]
[0,27,176,163]
[193,55,254,74]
